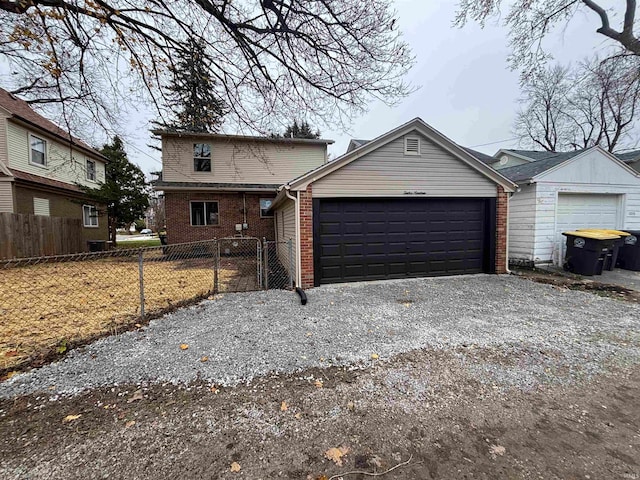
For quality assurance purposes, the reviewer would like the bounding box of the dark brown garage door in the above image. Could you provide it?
[314,198,496,285]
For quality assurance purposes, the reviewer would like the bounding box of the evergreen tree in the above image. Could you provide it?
[281,120,320,139]
[80,136,151,245]
[160,38,227,132]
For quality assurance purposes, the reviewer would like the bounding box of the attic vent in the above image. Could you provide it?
[404,137,420,155]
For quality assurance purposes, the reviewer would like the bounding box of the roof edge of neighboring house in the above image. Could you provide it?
[151,129,335,145]
[9,116,109,163]
[9,168,91,195]
[280,117,517,193]
[493,148,537,162]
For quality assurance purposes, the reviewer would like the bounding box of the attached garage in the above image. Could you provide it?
[502,147,640,266]
[271,118,516,288]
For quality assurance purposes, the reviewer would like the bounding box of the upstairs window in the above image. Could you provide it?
[30,135,47,166]
[190,201,219,226]
[83,205,99,227]
[260,198,273,218]
[404,136,420,156]
[86,159,96,181]
[193,143,211,172]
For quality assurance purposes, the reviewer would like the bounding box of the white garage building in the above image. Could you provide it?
[493,147,640,266]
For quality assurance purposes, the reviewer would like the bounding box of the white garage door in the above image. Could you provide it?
[555,193,621,264]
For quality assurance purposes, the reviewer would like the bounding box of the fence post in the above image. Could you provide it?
[213,239,219,294]
[288,238,294,288]
[263,237,269,290]
[138,250,145,318]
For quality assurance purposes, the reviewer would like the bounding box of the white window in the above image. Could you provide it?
[404,136,420,156]
[29,135,47,166]
[190,201,219,226]
[33,197,50,216]
[86,159,96,181]
[193,143,211,172]
[83,205,99,227]
[260,198,273,218]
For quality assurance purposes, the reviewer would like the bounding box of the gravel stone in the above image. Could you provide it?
[2,274,639,398]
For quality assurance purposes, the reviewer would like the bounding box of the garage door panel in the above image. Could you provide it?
[317,198,489,284]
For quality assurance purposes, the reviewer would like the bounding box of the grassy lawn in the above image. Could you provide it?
[115,239,162,249]
[0,255,246,373]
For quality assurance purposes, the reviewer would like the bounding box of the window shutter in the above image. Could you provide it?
[404,137,420,155]
[33,197,50,216]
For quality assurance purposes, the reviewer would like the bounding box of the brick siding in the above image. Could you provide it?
[164,191,275,243]
[298,184,314,289]
[496,185,509,274]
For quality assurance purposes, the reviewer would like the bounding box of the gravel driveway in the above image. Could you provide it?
[2,274,639,398]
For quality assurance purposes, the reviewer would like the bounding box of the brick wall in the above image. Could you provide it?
[298,185,314,289]
[14,184,108,246]
[164,191,275,243]
[496,185,509,274]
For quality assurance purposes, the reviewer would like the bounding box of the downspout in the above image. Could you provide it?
[283,186,302,288]
[505,192,511,274]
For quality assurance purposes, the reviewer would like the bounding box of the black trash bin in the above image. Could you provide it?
[578,229,630,270]
[87,240,107,252]
[562,231,620,276]
[159,234,168,246]
[617,230,640,271]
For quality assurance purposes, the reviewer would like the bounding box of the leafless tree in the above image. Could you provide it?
[455,1,640,77]
[515,57,640,152]
[0,0,414,138]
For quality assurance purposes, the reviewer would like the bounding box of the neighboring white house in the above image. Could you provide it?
[493,147,640,266]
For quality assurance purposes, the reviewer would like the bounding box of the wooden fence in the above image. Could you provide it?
[0,213,83,259]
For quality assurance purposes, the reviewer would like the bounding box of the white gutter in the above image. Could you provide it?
[505,192,511,274]
[283,185,302,288]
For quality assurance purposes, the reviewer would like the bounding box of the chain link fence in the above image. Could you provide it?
[0,237,295,373]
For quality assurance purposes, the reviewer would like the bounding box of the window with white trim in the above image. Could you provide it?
[86,159,96,181]
[404,136,420,156]
[83,205,99,227]
[193,143,212,172]
[30,135,47,166]
[33,197,50,216]
[260,198,273,218]
[190,201,219,226]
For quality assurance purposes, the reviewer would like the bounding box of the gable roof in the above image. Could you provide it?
[284,118,517,193]
[152,129,334,145]
[499,146,639,183]
[0,88,107,161]
[461,147,496,165]
[346,139,370,153]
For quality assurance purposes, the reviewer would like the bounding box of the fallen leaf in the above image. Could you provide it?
[230,461,241,472]
[370,353,379,360]
[294,413,302,419]
[134,323,142,328]
[4,371,18,380]
[325,446,349,466]
[180,343,189,350]
[347,401,355,411]
[280,401,288,412]
[127,389,144,403]
[62,414,81,423]
[201,356,209,362]
[125,420,136,428]
[4,350,18,357]
[489,444,506,458]
[370,455,383,468]
[210,386,220,394]
[314,379,323,388]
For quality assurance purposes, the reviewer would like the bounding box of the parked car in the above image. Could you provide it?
[140,228,153,235]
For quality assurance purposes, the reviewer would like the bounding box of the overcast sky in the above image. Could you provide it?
[2,1,624,175]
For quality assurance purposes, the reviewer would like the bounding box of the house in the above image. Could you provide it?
[270,118,517,289]
[151,130,334,243]
[0,88,109,248]
[492,147,640,266]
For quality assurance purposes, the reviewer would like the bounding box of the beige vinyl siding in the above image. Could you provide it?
[6,121,106,187]
[0,181,14,212]
[508,183,536,262]
[33,197,50,216]
[275,198,296,279]
[162,137,326,184]
[312,132,497,198]
[0,111,9,167]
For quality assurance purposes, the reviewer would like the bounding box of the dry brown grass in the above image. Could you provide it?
[0,255,250,372]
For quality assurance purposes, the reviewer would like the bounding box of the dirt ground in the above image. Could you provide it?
[0,255,252,373]
[1,347,638,480]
